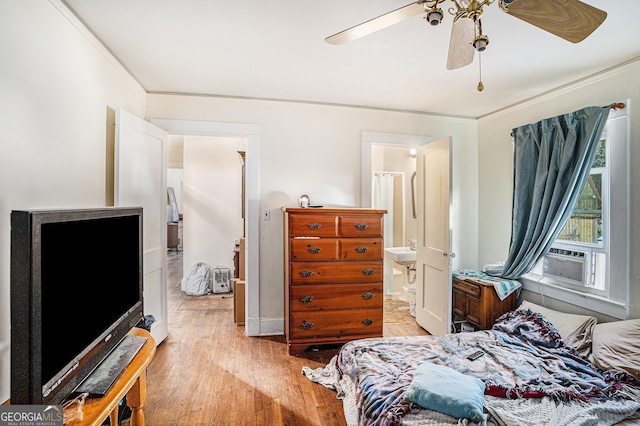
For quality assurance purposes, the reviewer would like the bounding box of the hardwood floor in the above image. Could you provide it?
[141,251,428,425]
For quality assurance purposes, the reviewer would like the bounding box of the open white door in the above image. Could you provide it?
[415,137,453,335]
[115,108,168,344]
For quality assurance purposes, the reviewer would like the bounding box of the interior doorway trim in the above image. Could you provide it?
[150,118,261,336]
[361,131,432,207]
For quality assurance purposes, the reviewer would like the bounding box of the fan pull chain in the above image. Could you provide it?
[477,50,484,91]
[473,11,484,92]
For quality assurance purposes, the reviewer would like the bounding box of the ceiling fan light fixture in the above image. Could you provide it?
[473,35,489,51]
[324,0,607,93]
[426,8,444,25]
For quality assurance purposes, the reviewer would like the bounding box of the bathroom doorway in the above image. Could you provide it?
[362,132,431,302]
[372,146,416,298]
[372,171,404,295]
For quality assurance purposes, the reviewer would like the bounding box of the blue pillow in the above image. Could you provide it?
[404,362,486,422]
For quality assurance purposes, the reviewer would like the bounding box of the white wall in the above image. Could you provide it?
[168,135,185,168]
[145,95,480,328]
[182,136,245,280]
[477,59,640,319]
[0,1,147,402]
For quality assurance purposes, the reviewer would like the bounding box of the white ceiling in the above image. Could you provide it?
[62,0,640,118]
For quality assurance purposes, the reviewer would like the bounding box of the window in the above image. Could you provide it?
[555,138,605,247]
[545,133,607,292]
[526,106,629,318]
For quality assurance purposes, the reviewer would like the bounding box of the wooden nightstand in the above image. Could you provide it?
[452,276,517,330]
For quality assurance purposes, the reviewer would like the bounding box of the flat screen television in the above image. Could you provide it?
[10,207,144,405]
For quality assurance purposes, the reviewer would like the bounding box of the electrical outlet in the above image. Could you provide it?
[263,209,270,220]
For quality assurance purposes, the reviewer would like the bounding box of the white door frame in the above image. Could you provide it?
[361,131,432,207]
[150,119,261,337]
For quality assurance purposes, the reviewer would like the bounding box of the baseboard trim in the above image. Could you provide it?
[245,317,284,337]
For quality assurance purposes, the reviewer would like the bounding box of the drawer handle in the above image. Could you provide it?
[307,222,322,230]
[301,321,314,330]
[308,246,322,254]
[362,268,375,276]
[355,223,369,231]
[355,246,369,253]
[362,318,374,326]
[362,292,374,300]
[300,269,314,277]
[300,295,314,304]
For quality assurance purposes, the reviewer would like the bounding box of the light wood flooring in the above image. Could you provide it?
[140,251,428,425]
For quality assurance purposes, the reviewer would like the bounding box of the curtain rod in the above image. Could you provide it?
[510,103,625,137]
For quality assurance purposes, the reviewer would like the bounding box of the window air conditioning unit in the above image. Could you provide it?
[542,248,591,286]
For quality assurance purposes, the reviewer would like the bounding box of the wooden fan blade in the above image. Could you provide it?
[447,15,475,70]
[504,0,606,43]
[325,2,426,45]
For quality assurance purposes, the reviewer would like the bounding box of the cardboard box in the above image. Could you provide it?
[234,279,245,325]
[239,238,246,281]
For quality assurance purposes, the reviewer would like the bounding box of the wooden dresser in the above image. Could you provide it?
[283,207,386,355]
[452,276,517,330]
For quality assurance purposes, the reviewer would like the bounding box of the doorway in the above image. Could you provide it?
[372,171,404,295]
[151,119,262,336]
[167,136,245,282]
[363,132,431,300]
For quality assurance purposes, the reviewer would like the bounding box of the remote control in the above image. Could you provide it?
[467,350,485,361]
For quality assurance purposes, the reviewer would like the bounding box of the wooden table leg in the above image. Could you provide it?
[109,405,119,426]
[126,368,147,426]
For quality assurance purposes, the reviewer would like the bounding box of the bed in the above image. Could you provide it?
[303,301,640,426]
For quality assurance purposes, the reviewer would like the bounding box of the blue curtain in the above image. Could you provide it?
[499,105,611,279]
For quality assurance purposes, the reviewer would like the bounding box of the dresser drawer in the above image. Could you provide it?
[289,214,336,237]
[290,238,337,261]
[290,283,383,311]
[289,238,383,261]
[452,279,481,298]
[290,309,383,339]
[290,261,383,284]
[337,214,383,237]
[339,238,383,260]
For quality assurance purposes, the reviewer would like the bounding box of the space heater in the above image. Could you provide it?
[212,266,232,293]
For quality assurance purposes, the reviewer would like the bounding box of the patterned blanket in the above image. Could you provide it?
[336,309,640,426]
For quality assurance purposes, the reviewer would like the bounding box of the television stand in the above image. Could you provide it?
[64,328,156,426]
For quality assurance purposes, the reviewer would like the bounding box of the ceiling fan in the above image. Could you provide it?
[325,0,607,91]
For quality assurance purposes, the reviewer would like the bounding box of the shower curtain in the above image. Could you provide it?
[373,173,395,295]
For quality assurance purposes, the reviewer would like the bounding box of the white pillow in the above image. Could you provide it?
[517,300,597,357]
[591,319,640,380]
